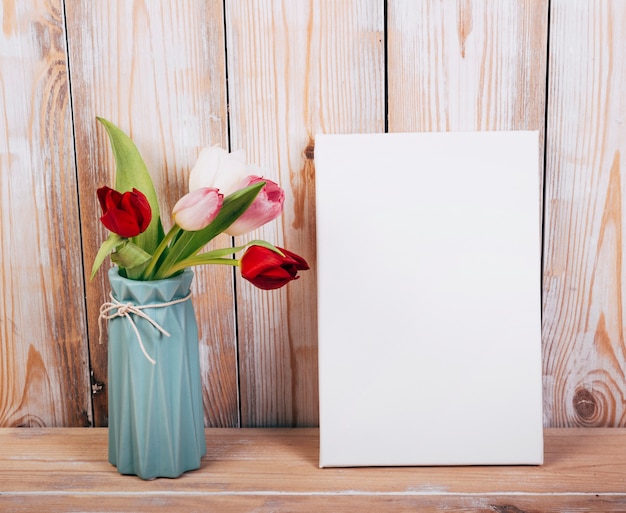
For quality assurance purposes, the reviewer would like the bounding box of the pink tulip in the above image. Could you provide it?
[226,176,285,236]
[172,187,223,231]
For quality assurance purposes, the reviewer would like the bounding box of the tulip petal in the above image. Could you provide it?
[277,247,310,271]
[240,244,309,290]
[96,186,152,238]
[101,209,141,238]
[172,187,224,231]
[188,146,250,195]
[225,176,285,236]
[188,146,223,191]
[215,150,249,195]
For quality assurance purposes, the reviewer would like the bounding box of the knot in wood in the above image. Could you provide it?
[492,506,527,513]
[303,142,315,160]
[573,388,597,421]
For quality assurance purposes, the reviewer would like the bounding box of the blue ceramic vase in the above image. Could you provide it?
[106,267,206,479]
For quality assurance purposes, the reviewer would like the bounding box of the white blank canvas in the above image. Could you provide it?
[315,131,543,468]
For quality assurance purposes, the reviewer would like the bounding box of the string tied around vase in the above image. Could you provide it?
[98,292,192,365]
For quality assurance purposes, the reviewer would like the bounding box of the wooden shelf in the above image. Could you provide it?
[1,428,625,512]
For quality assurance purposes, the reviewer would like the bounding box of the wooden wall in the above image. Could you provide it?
[1,0,625,428]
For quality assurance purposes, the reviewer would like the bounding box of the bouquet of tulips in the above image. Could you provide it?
[91,118,309,289]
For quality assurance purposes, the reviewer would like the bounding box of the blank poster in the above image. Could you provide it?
[315,131,543,468]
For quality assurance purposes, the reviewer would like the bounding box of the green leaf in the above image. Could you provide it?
[244,239,284,255]
[164,239,284,278]
[152,182,265,279]
[192,243,249,260]
[96,117,164,254]
[166,256,239,277]
[139,224,180,280]
[110,240,152,278]
[90,233,124,279]
[195,239,282,260]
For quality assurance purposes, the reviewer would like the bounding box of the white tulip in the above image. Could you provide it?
[188,146,250,196]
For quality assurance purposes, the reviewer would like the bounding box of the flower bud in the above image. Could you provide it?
[97,186,152,238]
[172,187,224,231]
[188,146,251,195]
[240,245,309,290]
[226,176,285,236]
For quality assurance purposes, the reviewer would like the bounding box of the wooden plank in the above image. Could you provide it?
[65,0,237,426]
[0,428,625,512]
[387,0,548,167]
[0,0,91,426]
[225,0,385,427]
[2,428,625,492]
[542,1,626,426]
[4,0,625,436]
[3,495,626,513]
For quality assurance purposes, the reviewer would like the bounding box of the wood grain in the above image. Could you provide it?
[542,0,626,426]
[225,0,385,426]
[387,0,549,169]
[2,0,626,430]
[0,0,91,426]
[64,0,236,427]
[1,428,625,511]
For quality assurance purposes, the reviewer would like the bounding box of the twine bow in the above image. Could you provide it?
[98,292,191,365]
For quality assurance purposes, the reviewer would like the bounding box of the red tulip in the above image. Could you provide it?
[240,245,309,290]
[97,186,152,238]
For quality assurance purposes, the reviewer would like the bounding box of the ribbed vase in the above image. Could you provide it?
[106,267,206,480]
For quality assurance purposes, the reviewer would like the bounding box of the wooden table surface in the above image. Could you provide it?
[1,428,625,512]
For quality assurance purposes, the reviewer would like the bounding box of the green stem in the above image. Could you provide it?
[141,224,181,280]
[162,257,241,279]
